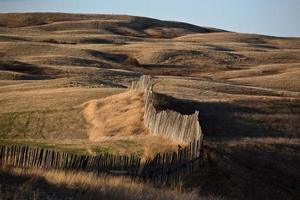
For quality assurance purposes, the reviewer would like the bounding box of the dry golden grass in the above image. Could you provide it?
[82,91,147,139]
[0,78,124,139]
[0,12,299,199]
[0,78,178,157]
[1,14,299,91]
[0,12,299,153]
[0,166,202,200]
[82,90,179,157]
[0,14,299,108]
[230,70,300,91]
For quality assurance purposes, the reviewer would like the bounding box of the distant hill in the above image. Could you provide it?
[0,13,224,38]
[0,13,299,92]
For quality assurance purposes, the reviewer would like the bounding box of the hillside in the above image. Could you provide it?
[0,13,220,37]
[0,13,299,199]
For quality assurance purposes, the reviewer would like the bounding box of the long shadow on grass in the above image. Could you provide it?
[0,170,128,200]
[154,93,300,138]
[184,143,300,200]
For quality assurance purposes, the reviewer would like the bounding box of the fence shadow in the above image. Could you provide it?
[155,94,299,138]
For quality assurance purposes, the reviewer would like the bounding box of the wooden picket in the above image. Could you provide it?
[139,137,202,184]
[0,136,202,185]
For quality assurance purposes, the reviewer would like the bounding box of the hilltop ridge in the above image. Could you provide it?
[0,12,223,38]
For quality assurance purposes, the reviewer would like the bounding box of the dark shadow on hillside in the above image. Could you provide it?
[184,143,300,200]
[0,170,104,199]
[81,38,115,44]
[44,57,112,68]
[104,17,223,38]
[0,60,61,79]
[0,60,47,75]
[153,93,300,138]
[87,50,129,64]
[141,64,185,69]
[138,64,200,77]
[0,35,29,42]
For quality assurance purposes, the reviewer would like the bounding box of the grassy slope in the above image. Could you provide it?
[0,77,178,156]
[0,13,299,91]
[0,13,299,199]
[0,77,125,154]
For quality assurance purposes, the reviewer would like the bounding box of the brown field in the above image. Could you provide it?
[0,13,299,199]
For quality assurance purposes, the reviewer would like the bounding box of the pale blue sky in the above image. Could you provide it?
[0,0,299,37]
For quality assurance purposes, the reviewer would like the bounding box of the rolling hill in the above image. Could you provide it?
[0,13,299,199]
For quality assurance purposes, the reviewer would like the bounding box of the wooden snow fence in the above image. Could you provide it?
[131,75,204,184]
[0,145,141,176]
[140,137,202,184]
[0,137,202,185]
[131,75,203,143]
[0,75,205,185]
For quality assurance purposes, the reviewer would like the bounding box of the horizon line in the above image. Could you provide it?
[0,11,299,38]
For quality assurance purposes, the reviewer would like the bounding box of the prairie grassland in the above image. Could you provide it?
[0,78,178,157]
[0,166,205,200]
[0,13,300,199]
[0,78,123,142]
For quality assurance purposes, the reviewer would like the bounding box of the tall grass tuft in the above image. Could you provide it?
[0,166,202,200]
